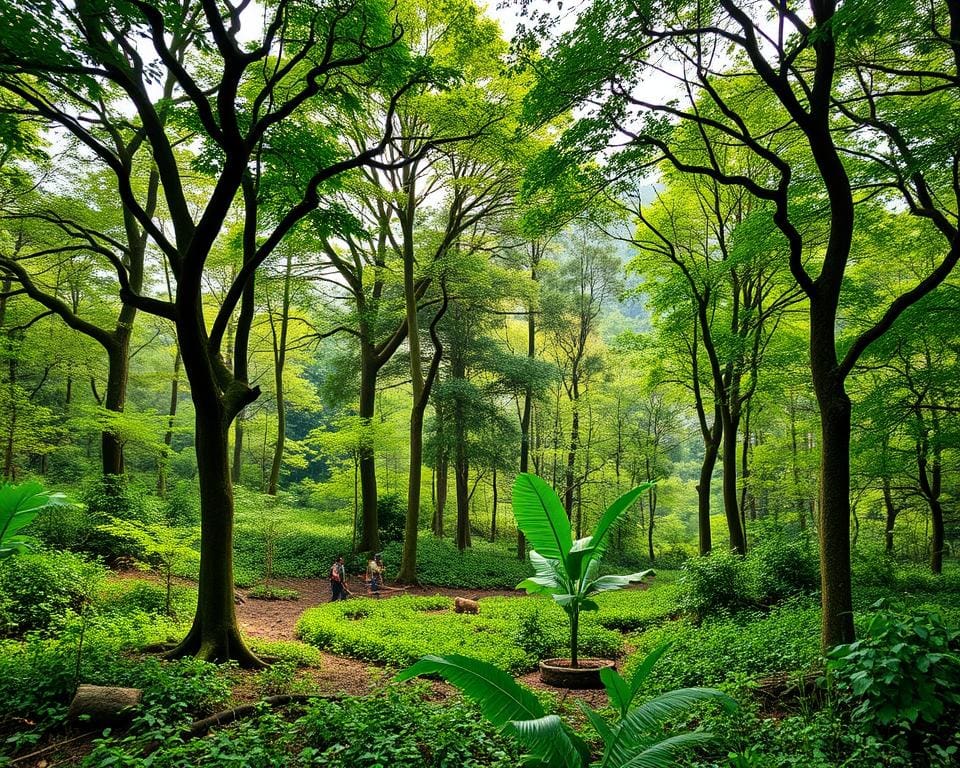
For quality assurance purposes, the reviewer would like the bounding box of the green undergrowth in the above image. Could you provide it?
[80,682,519,768]
[0,611,212,753]
[625,601,824,693]
[296,594,624,673]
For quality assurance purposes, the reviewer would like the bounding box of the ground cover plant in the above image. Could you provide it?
[297,594,623,673]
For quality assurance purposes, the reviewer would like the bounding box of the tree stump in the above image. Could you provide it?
[68,685,142,724]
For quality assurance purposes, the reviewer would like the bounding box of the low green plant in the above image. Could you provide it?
[826,601,960,759]
[626,603,823,693]
[398,647,735,768]
[0,550,103,635]
[512,473,653,666]
[297,594,622,674]
[95,579,196,620]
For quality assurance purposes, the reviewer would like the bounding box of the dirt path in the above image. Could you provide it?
[235,577,516,642]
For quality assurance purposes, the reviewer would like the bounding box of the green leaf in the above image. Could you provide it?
[504,715,586,768]
[615,731,722,768]
[599,667,633,719]
[627,643,673,700]
[584,572,654,597]
[602,688,736,767]
[512,473,572,564]
[396,654,545,727]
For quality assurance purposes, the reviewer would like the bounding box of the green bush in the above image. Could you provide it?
[750,537,820,603]
[382,535,532,589]
[248,584,300,601]
[851,547,897,589]
[81,683,518,768]
[827,602,960,757]
[0,550,103,635]
[0,610,205,746]
[370,492,406,545]
[625,602,823,693]
[95,578,196,620]
[164,481,199,526]
[591,582,682,632]
[79,475,161,561]
[293,684,518,767]
[297,595,623,674]
[679,550,753,618]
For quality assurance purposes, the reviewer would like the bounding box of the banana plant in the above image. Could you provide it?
[512,473,654,666]
[398,646,735,768]
[0,482,68,559]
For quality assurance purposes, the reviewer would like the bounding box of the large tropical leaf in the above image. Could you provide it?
[504,714,587,768]
[512,473,572,564]
[584,571,654,598]
[600,643,673,719]
[516,550,569,596]
[0,482,66,559]
[614,731,721,768]
[601,688,736,767]
[396,654,545,727]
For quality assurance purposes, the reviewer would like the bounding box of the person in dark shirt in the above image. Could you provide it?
[330,555,347,601]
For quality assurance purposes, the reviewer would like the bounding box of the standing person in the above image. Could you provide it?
[330,555,347,601]
[366,553,384,597]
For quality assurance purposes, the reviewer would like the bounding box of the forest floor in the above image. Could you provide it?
[111,571,606,704]
[235,576,517,642]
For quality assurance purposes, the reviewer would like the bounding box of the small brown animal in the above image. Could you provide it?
[454,597,480,615]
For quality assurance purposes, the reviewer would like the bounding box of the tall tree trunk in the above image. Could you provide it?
[696,429,720,555]
[396,268,447,582]
[646,470,656,562]
[882,476,897,553]
[166,281,261,668]
[100,330,130,476]
[813,368,855,648]
[490,465,497,543]
[434,449,447,537]
[564,403,579,520]
[720,409,746,554]
[357,347,380,552]
[267,252,293,496]
[455,436,471,550]
[157,347,181,497]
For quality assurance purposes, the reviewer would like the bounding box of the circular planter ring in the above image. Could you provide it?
[538,658,615,689]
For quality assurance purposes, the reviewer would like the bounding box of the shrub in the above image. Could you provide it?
[80,476,161,561]
[0,550,103,635]
[164,480,199,526]
[851,547,897,589]
[248,639,323,667]
[827,601,960,758]
[294,684,518,767]
[297,595,623,674]
[94,579,196,620]
[382,535,532,589]
[0,610,204,743]
[750,536,820,603]
[625,602,823,693]
[372,492,406,545]
[591,582,682,632]
[679,550,753,618]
